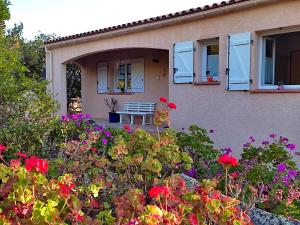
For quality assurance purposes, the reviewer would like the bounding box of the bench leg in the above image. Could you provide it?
[149,116,153,125]
[130,115,134,125]
[119,115,123,124]
[142,115,146,126]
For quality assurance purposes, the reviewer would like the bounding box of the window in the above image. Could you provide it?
[116,58,144,92]
[202,41,219,81]
[117,63,133,91]
[261,31,300,89]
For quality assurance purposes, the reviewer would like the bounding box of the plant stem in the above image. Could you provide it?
[225,167,228,196]
[156,126,160,142]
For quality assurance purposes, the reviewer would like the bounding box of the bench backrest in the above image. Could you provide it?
[123,102,156,113]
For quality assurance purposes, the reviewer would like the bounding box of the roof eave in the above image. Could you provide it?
[44,0,275,49]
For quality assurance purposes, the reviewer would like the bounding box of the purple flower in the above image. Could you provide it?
[104,131,111,137]
[286,143,296,151]
[249,136,256,143]
[71,114,79,120]
[269,133,277,139]
[75,122,81,127]
[288,170,298,179]
[277,163,286,172]
[282,176,290,186]
[94,126,101,131]
[82,140,87,145]
[262,140,269,145]
[209,129,214,134]
[221,147,232,155]
[85,114,91,119]
[102,139,108,145]
[186,168,197,178]
[243,142,250,148]
[61,115,69,122]
[279,136,289,144]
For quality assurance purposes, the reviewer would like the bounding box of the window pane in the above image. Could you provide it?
[118,64,125,90]
[264,39,275,85]
[127,64,132,89]
[206,44,219,77]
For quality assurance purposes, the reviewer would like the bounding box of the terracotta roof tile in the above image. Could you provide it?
[45,0,251,45]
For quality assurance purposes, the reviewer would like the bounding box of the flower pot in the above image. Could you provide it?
[207,76,214,82]
[109,112,120,123]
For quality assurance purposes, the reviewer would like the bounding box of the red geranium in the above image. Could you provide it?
[0,144,7,152]
[58,182,75,198]
[25,156,48,173]
[159,96,168,103]
[123,124,131,133]
[188,213,199,225]
[148,185,170,198]
[167,102,177,110]
[17,152,27,159]
[90,199,100,209]
[230,172,239,178]
[10,159,21,169]
[91,147,96,152]
[218,154,238,167]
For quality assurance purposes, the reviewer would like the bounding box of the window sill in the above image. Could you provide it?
[107,92,135,95]
[194,81,220,85]
[250,89,300,94]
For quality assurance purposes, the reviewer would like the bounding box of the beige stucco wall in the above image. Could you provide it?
[46,0,300,160]
[79,49,169,118]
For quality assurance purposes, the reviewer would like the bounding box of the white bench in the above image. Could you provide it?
[117,102,156,126]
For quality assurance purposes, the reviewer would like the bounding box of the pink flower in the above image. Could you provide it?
[167,102,176,110]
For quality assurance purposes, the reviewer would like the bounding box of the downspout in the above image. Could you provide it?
[45,46,54,97]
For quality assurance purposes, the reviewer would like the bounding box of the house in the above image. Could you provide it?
[44,0,300,157]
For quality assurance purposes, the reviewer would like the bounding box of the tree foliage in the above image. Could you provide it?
[0,5,59,157]
[0,0,10,34]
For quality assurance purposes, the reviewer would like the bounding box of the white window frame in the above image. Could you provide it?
[114,58,144,92]
[259,27,300,90]
[201,40,219,81]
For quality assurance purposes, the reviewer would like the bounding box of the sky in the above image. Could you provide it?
[6,0,223,40]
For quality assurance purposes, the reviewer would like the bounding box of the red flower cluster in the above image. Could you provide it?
[123,124,131,133]
[148,185,170,198]
[25,156,49,173]
[0,144,7,152]
[90,147,97,153]
[230,172,239,178]
[159,96,168,103]
[17,152,27,159]
[58,182,75,198]
[10,159,21,169]
[218,154,238,167]
[167,102,177,110]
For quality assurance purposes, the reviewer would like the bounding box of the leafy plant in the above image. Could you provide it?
[176,125,220,179]
[104,98,119,113]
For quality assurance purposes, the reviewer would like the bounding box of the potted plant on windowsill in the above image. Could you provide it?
[206,71,214,83]
[104,98,120,123]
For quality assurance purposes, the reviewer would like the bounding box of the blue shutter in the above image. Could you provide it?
[173,41,194,83]
[228,32,251,90]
